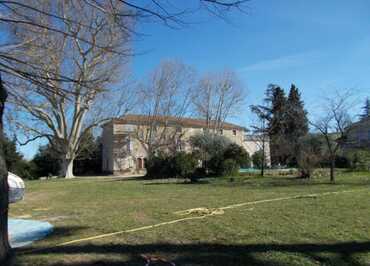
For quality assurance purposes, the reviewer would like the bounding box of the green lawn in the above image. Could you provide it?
[9,171,370,266]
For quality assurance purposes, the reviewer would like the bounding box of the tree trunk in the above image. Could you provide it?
[61,158,75,179]
[330,158,335,183]
[261,144,265,177]
[0,77,10,264]
[0,151,9,263]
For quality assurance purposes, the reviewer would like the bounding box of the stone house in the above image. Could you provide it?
[244,134,271,167]
[101,114,270,175]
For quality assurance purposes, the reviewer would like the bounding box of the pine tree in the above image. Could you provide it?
[285,84,309,166]
[360,98,370,120]
[265,84,289,166]
[2,136,24,172]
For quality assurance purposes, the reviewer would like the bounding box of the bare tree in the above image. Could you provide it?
[310,91,353,182]
[296,134,323,179]
[250,105,270,176]
[0,0,248,82]
[6,1,134,178]
[193,70,245,132]
[0,0,248,262]
[133,60,196,155]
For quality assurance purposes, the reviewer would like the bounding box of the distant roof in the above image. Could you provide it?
[110,114,247,131]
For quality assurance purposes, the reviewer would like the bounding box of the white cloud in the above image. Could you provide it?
[240,51,321,72]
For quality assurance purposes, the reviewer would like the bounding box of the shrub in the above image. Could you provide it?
[148,134,249,178]
[146,152,198,180]
[335,155,350,169]
[346,149,370,171]
[189,132,231,158]
[221,159,239,176]
[207,152,224,175]
[12,160,38,180]
[190,133,249,176]
[74,134,103,176]
[223,143,251,168]
[189,132,231,171]
[145,153,171,179]
[296,135,323,178]
[171,152,198,181]
[319,155,350,169]
[252,150,265,169]
[2,136,39,179]
[32,145,60,177]
[207,147,246,176]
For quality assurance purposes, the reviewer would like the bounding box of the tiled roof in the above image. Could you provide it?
[111,114,247,131]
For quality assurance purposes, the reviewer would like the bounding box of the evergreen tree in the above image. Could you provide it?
[74,132,102,176]
[2,136,23,172]
[360,98,370,120]
[286,84,309,165]
[1,136,36,179]
[32,131,102,177]
[265,84,289,166]
[32,144,60,177]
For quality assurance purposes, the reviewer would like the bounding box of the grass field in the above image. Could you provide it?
[9,171,370,266]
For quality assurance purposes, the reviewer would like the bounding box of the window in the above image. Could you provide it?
[176,127,182,133]
[233,129,237,136]
[219,129,223,135]
[127,137,133,152]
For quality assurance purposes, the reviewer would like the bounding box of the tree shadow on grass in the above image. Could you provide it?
[213,176,370,190]
[143,180,211,186]
[12,241,370,266]
[13,225,89,254]
[42,225,89,243]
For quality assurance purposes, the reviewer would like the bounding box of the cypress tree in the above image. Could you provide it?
[265,84,288,166]
[286,84,309,166]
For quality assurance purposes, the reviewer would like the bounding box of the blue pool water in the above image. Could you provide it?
[239,168,261,173]
[8,218,53,248]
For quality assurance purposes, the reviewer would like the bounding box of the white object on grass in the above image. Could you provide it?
[8,172,25,203]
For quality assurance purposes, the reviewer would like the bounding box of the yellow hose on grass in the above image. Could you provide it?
[19,188,369,255]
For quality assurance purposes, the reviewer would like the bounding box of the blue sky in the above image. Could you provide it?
[16,0,370,158]
[132,0,370,125]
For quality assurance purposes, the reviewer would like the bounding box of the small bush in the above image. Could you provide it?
[171,152,199,181]
[223,143,251,168]
[221,159,239,176]
[146,153,171,179]
[207,152,224,175]
[147,137,249,179]
[346,149,370,171]
[32,144,61,177]
[146,152,198,180]
[13,160,39,180]
[252,150,265,169]
[295,135,324,178]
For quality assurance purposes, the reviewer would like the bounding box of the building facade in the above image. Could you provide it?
[102,114,270,175]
